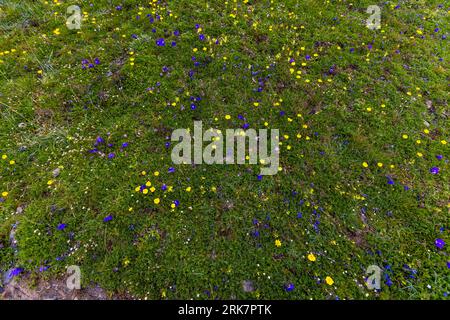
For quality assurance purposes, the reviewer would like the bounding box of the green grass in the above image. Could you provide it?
[0,0,449,299]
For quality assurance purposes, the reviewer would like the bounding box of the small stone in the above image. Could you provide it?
[52,168,61,178]
[242,280,255,293]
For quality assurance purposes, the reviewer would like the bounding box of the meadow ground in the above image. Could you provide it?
[0,0,449,300]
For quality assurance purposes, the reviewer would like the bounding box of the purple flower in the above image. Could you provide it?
[430,167,440,174]
[436,155,443,160]
[173,200,180,207]
[116,5,122,11]
[171,41,177,47]
[199,34,205,41]
[305,55,311,60]
[122,142,129,148]
[103,215,113,222]
[168,167,175,173]
[435,238,445,249]
[39,266,50,272]
[94,58,100,65]
[156,38,165,46]
[447,261,450,269]
[57,223,67,231]
[108,153,115,159]
[173,30,180,36]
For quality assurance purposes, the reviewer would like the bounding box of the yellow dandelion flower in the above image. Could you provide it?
[275,239,282,247]
[307,253,316,262]
[325,276,334,286]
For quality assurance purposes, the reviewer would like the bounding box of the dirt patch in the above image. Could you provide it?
[1,277,111,300]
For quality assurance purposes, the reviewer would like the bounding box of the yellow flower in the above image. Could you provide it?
[402,134,408,139]
[150,187,156,193]
[307,253,316,262]
[441,140,447,145]
[377,162,383,168]
[143,189,149,194]
[47,180,54,185]
[154,171,159,176]
[417,152,423,157]
[9,160,15,165]
[141,171,147,176]
[362,162,369,168]
[1,154,7,160]
[325,276,334,286]
[225,114,231,120]
[154,198,160,204]
[423,129,430,134]
[145,181,152,187]
[135,186,141,192]
[186,186,192,192]
[1,192,8,197]
[275,239,282,247]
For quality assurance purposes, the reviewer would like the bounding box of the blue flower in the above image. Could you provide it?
[8,268,23,278]
[57,223,67,231]
[430,167,440,174]
[156,38,165,46]
[284,283,295,292]
[103,215,113,222]
[435,238,445,249]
